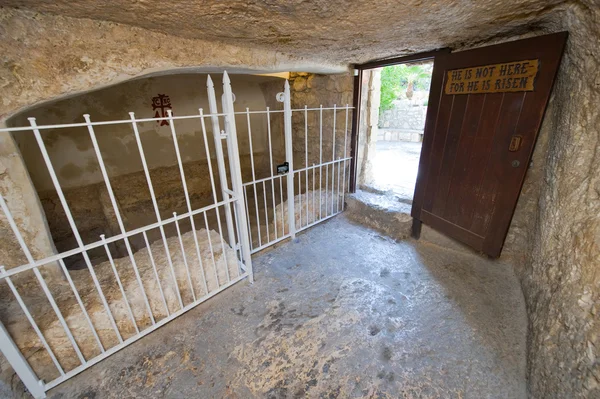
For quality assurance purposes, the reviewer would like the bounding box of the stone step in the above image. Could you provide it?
[345,190,413,241]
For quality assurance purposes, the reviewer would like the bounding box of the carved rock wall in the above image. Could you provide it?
[508,3,600,397]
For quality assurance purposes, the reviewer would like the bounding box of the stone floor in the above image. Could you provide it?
[45,215,527,399]
[369,140,422,200]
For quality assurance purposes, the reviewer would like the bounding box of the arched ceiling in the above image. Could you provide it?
[3,0,566,64]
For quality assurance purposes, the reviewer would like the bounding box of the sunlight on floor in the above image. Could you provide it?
[371,140,422,200]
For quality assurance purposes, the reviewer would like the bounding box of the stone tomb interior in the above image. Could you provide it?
[0,2,598,398]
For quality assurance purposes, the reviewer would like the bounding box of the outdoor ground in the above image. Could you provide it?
[45,214,526,399]
[370,140,422,201]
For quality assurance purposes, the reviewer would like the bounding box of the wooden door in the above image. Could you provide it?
[412,32,567,257]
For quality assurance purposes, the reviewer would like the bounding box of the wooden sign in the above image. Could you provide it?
[445,59,539,95]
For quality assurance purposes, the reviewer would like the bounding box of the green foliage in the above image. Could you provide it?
[379,64,432,112]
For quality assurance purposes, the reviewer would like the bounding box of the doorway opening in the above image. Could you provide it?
[359,61,433,203]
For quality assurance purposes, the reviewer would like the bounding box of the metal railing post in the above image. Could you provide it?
[281,80,296,239]
[206,76,238,254]
[217,72,254,282]
[0,317,46,398]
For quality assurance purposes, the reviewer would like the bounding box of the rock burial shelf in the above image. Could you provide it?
[275,189,345,228]
[0,228,239,383]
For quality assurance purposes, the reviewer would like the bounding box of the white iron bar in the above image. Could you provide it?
[0,317,46,399]
[341,160,347,211]
[272,178,278,240]
[205,84,237,256]
[129,112,185,310]
[142,232,170,315]
[86,115,156,327]
[331,162,340,213]
[170,110,210,297]
[305,171,309,227]
[266,107,275,177]
[304,106,309,227]
[100,235,139,334]
[246,109,260,247]
[58,259,105,352]
[312,166,316,223]
[283,80,295,239]
[34,268,86,365]
[173,213,197,301]
[267,107,278,240]
[262,181,270,242]
[331,162,336,214]
[202,211,221,288]
[347,159,352,210]
[0,107,356,134]
[43,271,249,392]
[242,174,286,187]
[243,186,254,250]
[304,105,309,169]
[291,106,352,112]
[249,234,291,254]
[197,108,231,285]
[294,157,352,173]
[342,105,350,210]
[212,206,231,284]
[297,210,344,233]
[253,184,262,247]
[298,171,302,228]
[2,271,65,376]
[332,104,337,162]
[279,176,285,234]
[230,203,244,277]
[325,165,329,217]
[319,105,323,220]
[337,158,342,212]
[331,105,337,215]
[29,118,123,343]
[0,197,237,280]
[246,108,261,247]
[239,159,350,184]
[218,73,253,282]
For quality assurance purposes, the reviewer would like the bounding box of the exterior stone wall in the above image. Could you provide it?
[378,100,427,143]
[378,101,427,133]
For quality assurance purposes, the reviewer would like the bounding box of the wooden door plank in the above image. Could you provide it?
[470,92,526,236]
[430,94,469,216]
[421,93,455,212]
[455,93,504,230]
[442,93,486,224]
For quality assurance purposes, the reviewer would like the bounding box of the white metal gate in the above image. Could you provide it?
[242,81,352,253]
[0,73,353,398]
[0,73,252,398]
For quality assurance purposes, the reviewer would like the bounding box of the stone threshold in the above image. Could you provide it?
[345,189,476,254]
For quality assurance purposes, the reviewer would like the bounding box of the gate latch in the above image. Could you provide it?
[277,162,289,174]
[219,130,228,139]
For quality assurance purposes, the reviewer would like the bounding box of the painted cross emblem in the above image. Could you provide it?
[152,94,172,126]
